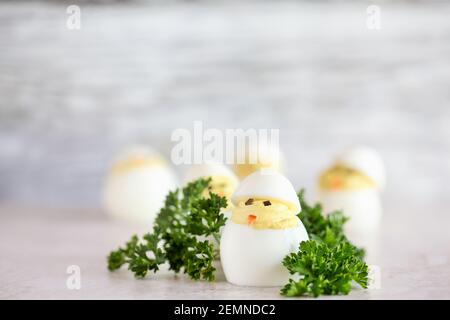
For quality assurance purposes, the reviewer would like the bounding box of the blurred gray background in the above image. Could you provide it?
[0,0,449,212]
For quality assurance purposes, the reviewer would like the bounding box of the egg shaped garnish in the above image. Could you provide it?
[183,163,239,201]
[102,145,178,225]
[335,146,386,190]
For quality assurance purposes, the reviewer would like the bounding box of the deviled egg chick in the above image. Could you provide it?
[233,142,284,180]
[335,146,385,191]
[317,146,385,236]
[184,163,239,207]
[102,145,178,226]
[220,170,308,286]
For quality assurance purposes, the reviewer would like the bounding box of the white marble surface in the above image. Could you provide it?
[1,205,449,300]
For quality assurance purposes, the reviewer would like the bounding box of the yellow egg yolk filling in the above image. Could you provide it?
[110,156,166,175]
[231,198,299,230]
[319,165,376,191]
[205,176,236,199]
[199,176,237,211]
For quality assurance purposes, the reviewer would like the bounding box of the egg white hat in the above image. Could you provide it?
[183,162,238,185]
[335,146,386,190]
[231,169,300,214]
[245,142,285,169]
[113,145,164,163]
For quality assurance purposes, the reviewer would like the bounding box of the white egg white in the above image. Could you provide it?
[103,162,178,226]
[318,189,382,237]
[231,169,300,214]
[336,146,386,190]
[183,163,238,185]
[221,169,309,286]
[232,142,285,180]
[220,218,309,287]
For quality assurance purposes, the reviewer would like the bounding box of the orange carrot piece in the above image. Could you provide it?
[247,214,257,225]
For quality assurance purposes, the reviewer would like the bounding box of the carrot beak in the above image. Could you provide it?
[330,178,343,190]
[247,214,257,225]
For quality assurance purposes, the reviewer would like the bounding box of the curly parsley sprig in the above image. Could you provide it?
[281,240,368,297]
[280,190,369,297]
[107,178,227,281]
[108,182,369,297]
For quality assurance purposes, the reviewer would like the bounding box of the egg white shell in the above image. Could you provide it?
[248,142,285,171]
[318,189,382,237]
[233,143,285,179]
[102,148,178,226]
[183,163,238,185]
[220,219,308,286]
[335,146,386,190]
[196,211,231,256]
[112,145,157,162]
[184,164,236,254]
[231,169,300,214]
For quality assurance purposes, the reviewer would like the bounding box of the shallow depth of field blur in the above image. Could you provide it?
[0,0,449,217]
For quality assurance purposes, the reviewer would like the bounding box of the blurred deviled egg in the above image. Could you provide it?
[220,169,308,286]
[233,142,285,180]
[183,162,239,207]
[317,146,385,236]
[102,145,178,226]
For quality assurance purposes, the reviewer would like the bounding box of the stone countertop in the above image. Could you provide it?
[0,205,449,300]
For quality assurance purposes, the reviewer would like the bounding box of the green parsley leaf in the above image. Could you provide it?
[281,241,368,297]
[281,190,369,297]
[107,178,227,281]
[297,189,364,257]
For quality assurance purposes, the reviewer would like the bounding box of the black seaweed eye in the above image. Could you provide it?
[263,200,271,206]
[245,198,254,205]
